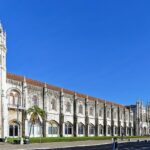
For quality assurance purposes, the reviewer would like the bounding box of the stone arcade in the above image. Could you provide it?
[0,23,150,138]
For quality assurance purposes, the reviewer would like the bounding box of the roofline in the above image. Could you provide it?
[7,72,125,108]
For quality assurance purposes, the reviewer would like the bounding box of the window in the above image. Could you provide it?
[127,127,130,135]
[66,102,71,113]
[125,113,128,121]
[99,109,103,117]
[9,122,19,137]
[121,127,124,134]
[51,99,57,110]
[65,122,73,135]
[89,124,95,135]
[29,121,41,136]
[32,95,38,106]
[115,126,118,134]
[120,113,123,120]
[114,112,117,119]
[107,110,110,118]
[99,124,103,135]
[9,93,15,105]
[8,90,20,106]
[79,104,83,114]
[48,121,58,135]
[78,123,84,135]
[89,107,94,116]
[107,126,111,135]
[130,114,133,121]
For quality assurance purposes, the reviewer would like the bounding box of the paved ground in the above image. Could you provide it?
[0,138,150,150]
[45,142,150,150]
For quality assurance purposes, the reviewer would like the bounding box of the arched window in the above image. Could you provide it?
[120,113,123,120]
[32,95,38,106]
[78,123,85,135]
[125,113,128,121]
[65,122,73,135]
[99,124,103,135]
[79,104,83,114]
[99,109,103,117]
[66,102,71,113]
[48,121,59,136]
[107,125,111,135]
[114,112,117,119]
[107,110,110,118]
[9,93,15,105]
[144,127,147,135]
[127,127,130,135]
[89,124,95,135]
[51,99,57,110]
[89,107,94,116]
[28,120,41,137]
[8,90,21,107]
[121,126,124,135]
[9,121,19,137]
[130,114,133,121]
[115,126,118,135]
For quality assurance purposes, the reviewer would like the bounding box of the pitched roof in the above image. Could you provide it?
[7,72,125,108]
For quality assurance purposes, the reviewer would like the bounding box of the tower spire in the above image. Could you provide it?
[0,21,3,32]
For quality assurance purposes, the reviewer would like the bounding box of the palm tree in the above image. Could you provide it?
[27,105,46,137]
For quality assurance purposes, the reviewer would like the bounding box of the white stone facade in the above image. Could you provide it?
[0,23,149,138]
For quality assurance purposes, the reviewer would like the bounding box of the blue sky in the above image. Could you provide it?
[0,0,150,105]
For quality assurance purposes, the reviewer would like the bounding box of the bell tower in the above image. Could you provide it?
[0,22,8,138]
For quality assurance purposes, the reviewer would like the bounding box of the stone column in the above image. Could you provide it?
[135,101,140,136]
[22,77,29,137]
[73,93,77,137]
[43,83,48,137]
[111,105,114,136]
[118,107,121,136]
[104,101,107,136]
[124,108,126,136]
[60,89,64,137]
[2,90,8,138]
[95,100,99,136]
[85,97,89,136]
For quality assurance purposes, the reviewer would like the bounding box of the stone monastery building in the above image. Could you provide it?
[0,23,150,138]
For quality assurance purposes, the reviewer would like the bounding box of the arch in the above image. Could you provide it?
[65,121,73,135]
[114,126,118,135]
[121,126,124,135]
[6,88,22,96]
[9,120,21,137]
[89,123,95,135]
[79,104,83,114]
[143,127,147,135]
[28,120,42,137]
[107,125,111,135]
[78,122,85,135]
[9,119,21,125]
[127,127,130,135]
[99,124,103,135]
[7,89,21,107]
[48,120,59,136]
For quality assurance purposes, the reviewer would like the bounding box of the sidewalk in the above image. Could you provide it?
[0,138,148,150]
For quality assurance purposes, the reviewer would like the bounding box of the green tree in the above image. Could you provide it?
[27,105,46,137]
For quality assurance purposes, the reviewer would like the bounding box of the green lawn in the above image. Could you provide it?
[7,136,150,143]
